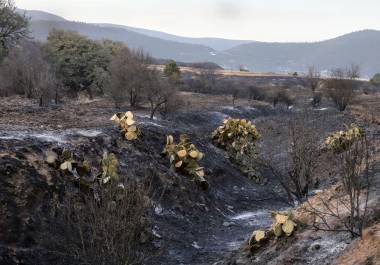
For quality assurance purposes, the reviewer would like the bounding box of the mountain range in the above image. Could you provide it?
[18,9,380,77]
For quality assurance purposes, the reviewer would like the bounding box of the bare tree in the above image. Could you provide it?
[347,64,360,80]
[259,112,319,203]
[145,69,176,119]
[307,66,321,92]
[247,85,266,102]
[199,67,216,90]
[271,89,293,108]
[231,86,240,108]
[303,134,374,238]
[325,68,357,111]
[307,66,322,107]
[107,48,150,108]
[159,92,184,119]
[0,41,55,105]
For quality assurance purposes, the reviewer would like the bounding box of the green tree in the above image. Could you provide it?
[44,29,112,99]
[0,0,29,60]
[370,73,380,85]
[164,60,181,83]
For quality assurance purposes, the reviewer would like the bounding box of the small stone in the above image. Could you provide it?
[223,221,235,227]
[155,205,163,215]
[191,241,201,249]
[312,244,321,250]
[236,258,247,265]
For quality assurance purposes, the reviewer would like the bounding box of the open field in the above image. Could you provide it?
[153,64,295,78]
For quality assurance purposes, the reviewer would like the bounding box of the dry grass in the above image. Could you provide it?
[178,91,253,111]
[333,224,380,265]
[153,64,292,78]
[40,181,152,265]
[350,93,380,125]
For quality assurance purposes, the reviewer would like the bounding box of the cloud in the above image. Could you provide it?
[215,1,241,20]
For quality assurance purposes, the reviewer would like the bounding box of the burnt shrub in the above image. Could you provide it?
[312,92,322,107]
[40,180,152,265]
[271,89,293,108]
[247,86,266,101]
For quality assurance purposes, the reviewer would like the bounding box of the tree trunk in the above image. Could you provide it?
[149,99,167,120]
[130,90,136,107]
[55,89,59,104]
[87,87,93,100]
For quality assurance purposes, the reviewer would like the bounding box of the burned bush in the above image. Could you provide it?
[0,41,56,105]
[325,66,359,111]
[41,181,152,265]
[41,149,152,265]
[305,126,374,238]
[259,113,320,203]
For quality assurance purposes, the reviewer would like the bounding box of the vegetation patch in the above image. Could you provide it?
[212,118,261,182]
[249,211,298,252]
[163,134,208,189]
[45,148,122,189]
[111,111,140,140]
[101,152,120,184]
[324,124,364,153]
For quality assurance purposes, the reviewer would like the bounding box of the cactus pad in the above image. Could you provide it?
[163,134,208,189]
[111,111,140,141]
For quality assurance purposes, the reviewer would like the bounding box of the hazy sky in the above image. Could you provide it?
[15,0,380,42]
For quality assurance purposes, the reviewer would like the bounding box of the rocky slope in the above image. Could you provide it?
[1,97,379,265]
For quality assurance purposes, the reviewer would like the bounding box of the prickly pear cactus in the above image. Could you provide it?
[212,118,261,182]
[45,150,58,166]
[248,229,269,252]
[55,149,95,188]
[325,124,364,153]
[248,211,298,252]
[59,149,74,173]
[163,134,208,189]
[111,111,140,141]
[270,211,297,237]
[101,152,119,184]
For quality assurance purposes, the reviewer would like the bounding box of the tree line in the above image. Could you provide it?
[1,0,379,115]
[0,0,180,119]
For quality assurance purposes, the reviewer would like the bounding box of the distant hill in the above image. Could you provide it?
[96,23,252,51]
[214,30,380,76]
[19,9,250,51]
[29,20,216,63]
[17,9,66,22]
[20,9,380,77]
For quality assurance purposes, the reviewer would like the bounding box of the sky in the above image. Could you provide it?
[15,0,380,42]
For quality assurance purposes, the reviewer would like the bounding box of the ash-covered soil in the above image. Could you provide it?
[1,96,378,265]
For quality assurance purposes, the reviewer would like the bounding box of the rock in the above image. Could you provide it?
[236,258,248,265]
[152,228,162,239]
[155,205,164,215]
[191,241,201,249]
[223,221,235,227]
[312,244,321,251]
